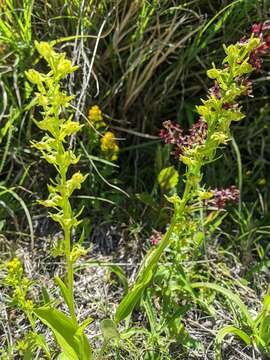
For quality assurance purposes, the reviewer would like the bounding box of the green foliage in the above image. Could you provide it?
[34,307,92,360]
[1,257,51,358]
[194,282,270,359]
[1,2,270,359]
[115,30,260,326]
[115,214,178,324]
[4,258,34,315]
[25,41,93,355]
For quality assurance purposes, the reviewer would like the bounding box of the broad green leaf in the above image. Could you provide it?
[115,270,153,324]
[258,314,270,346]
[255,288,270,348]
[35,307,78,360]
[74,326,93,360]
[262,287,270,311]
[216,325,251,345]
[58,353,70,360]
[101,319,120,341]
[253,334,267,350]
[34,307,92,360]
[157,166,179,191]
[115,217,177,323]
[254,292,270,328]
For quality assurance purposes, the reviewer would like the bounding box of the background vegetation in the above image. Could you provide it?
[1,1,270,359]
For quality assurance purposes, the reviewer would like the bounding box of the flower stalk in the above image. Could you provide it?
[26,41,87,323]
[115,26,270,324]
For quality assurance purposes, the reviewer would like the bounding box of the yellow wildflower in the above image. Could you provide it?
[100,131,119,161]
[17,339,28,353]
[88,105,106,129]
[7,258,22,273]
[5,258,23,286]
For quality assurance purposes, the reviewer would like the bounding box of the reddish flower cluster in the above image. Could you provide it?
[249,22,270,71]
[159,120,184,145]
[209,81,221,99]
[160,118,208,158]
[149,230,163,246]
[188,118,208,147]
[242,79,253,97]
[160,23,270,159]
[207,185,240,209]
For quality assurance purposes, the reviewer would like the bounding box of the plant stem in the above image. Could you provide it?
[137,178,192,282]
[64,226,77,324]
[58,141,77,323]
[231,135,242,213]
[26,310,36,330]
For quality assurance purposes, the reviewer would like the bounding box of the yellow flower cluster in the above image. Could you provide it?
[87,105,120,161]
[7,257,23,281]
[100,131,119,161]
[7,257,21,271]
[88,105,105,128]
[5,258,34,312]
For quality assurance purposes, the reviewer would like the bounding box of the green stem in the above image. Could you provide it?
[26,310,36,330]
[115,178,193,323]
[64,227,76,322]
[231,135,242,213]
[137,178,192,283]
[58,143,77,323]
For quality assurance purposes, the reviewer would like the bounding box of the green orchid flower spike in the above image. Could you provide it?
[115,31,268,325]
[26,41,92,360]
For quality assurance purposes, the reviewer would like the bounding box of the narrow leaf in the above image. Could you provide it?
[191,282,254,328]
[215,325,251,360]
[55,276,73,317]
[107,265,128,294]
